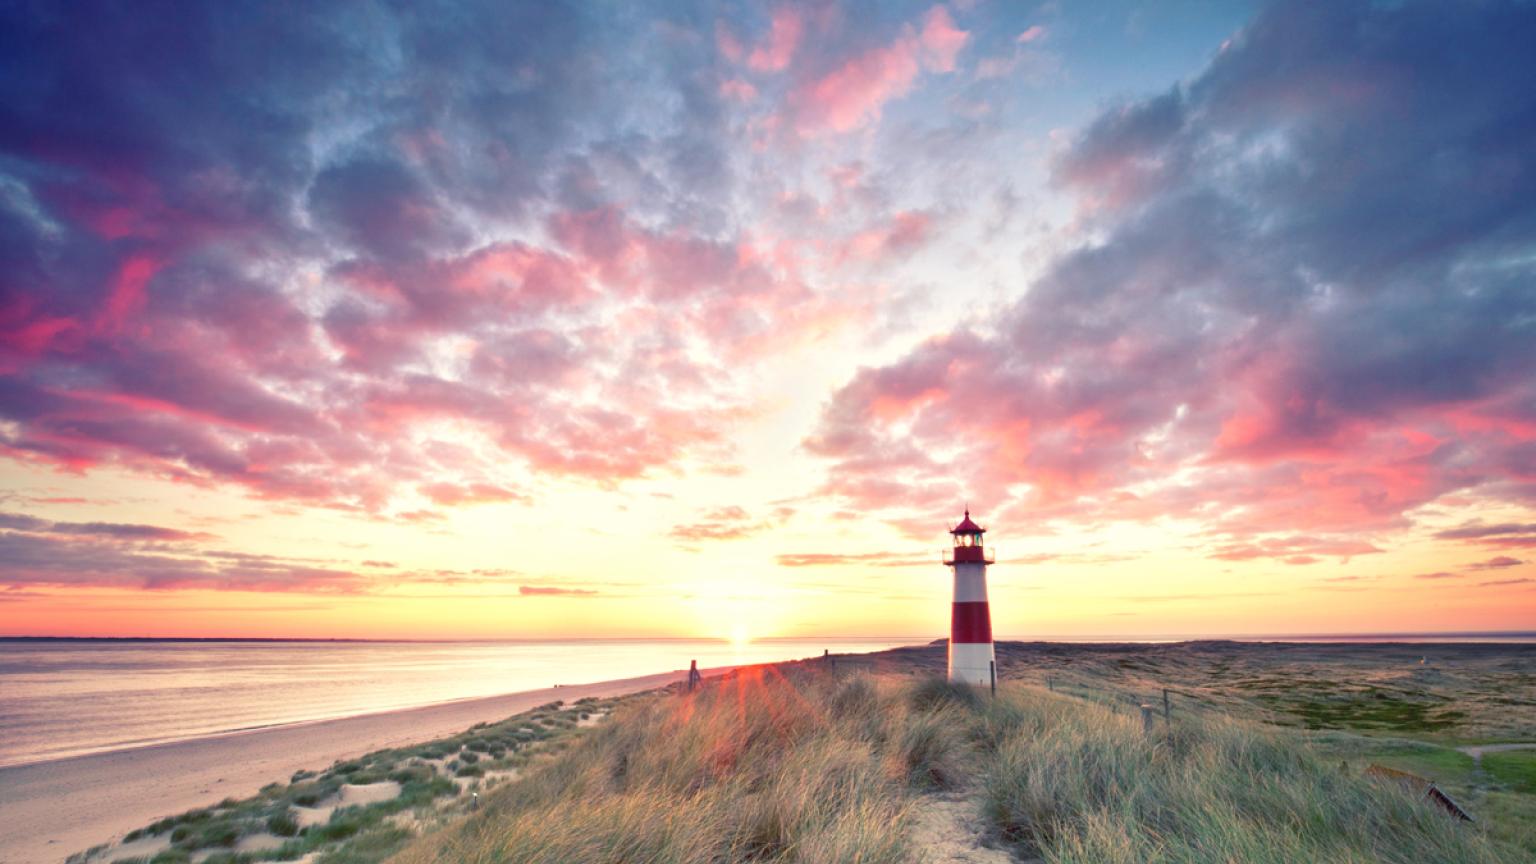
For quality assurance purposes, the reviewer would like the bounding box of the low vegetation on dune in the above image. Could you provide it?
[75,698,623,864]
[393,668,1522,864]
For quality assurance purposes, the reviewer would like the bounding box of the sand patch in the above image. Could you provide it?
[104,832,170,862]
[235,832,285,854]
[910,794,1027,864]
[338,781,401,806]
[292,803,335,827]
[577,712,608,727]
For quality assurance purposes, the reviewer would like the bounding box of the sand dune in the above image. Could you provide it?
[0,668,702,864]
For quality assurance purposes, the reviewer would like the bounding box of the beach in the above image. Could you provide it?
[0,668,707,864]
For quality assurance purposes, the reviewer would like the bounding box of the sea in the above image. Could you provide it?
[0,637,916,768]
[2,632,1530,769]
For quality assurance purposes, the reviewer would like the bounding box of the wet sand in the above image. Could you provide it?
[0,668,703,864]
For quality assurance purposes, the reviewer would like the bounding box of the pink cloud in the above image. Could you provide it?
[1017,25,1046,44]
[794,39,922,133]
[787,6,966,135]
[840,210,934,263]
[519,585,598,596]
[748,7,804,72]
[919,6,969,73]
[418,482,525,507]
[1209,535,1383,563]
[99,253,161,332]
[720,78,759,102]
[716,20,745,64]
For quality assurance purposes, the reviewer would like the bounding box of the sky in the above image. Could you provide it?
[1,0,1534,641]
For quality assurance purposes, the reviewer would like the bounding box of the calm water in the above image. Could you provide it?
[0,638,917,768]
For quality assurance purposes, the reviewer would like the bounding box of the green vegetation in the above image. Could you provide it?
[1485,750,1536,794]
[84,696,628,864]
[1254,688,1465,733]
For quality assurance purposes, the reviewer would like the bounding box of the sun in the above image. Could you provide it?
[729,621,751,652]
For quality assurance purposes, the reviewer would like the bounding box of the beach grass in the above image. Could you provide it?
[391,666,1522,864]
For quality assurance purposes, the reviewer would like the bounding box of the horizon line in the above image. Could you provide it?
[4,629,1534,644]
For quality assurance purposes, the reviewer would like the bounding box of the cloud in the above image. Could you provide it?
[1477,578,1533,587]
[918,6,969,73]
[1433,522,1536,549]
[747,6,804,72]
[0,0,870,514]
[0,513,584,594]
[1124,592,1278,603]
[670,505,780,544]
[807,0,1536,547]
[0,531,369,592]
[1468,556,1526,571]
[1413,571,1460,580]
[518,585,598,596]
[786,5,968,134]
[1209,535,1382,564]
[418,482,525,507]
[0,511,211,542]
[775,551,934,568]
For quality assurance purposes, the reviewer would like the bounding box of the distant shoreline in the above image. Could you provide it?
[4,631,1534,643]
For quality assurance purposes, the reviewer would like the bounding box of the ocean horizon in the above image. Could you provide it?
[4,631,1533,643]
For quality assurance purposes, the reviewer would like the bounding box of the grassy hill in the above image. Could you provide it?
[393,664,1521,863]
[81,641,1536,864]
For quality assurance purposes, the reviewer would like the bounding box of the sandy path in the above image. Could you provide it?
[0,667,709,864]
[909,793,1027,864]
[1456,742,1536,763]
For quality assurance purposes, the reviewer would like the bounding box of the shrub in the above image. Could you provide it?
[908,676,983,713]
[898,708,968,790]
[267,810,300,837]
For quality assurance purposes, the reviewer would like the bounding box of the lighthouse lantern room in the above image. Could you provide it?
[944,508,996,686]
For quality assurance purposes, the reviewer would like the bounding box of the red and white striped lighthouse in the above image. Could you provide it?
[944,509,995,686]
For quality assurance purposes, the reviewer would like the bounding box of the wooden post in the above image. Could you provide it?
[1140,704,1155,734]
[1162,688,1171,724]
[688,659,700,692]
[989,660,996,696]
[1047,676,1054,692]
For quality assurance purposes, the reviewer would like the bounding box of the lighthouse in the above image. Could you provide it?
[944,509,995,686]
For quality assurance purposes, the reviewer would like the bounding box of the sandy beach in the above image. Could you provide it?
[0,667,708,864]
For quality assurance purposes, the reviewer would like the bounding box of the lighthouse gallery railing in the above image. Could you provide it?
[943,546,995,565]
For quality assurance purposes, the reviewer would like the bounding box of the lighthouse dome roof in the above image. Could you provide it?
[950,509,985,534]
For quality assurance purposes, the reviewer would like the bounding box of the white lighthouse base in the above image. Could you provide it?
[948,641,996,687]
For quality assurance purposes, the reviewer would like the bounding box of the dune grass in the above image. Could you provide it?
[391,668,1518,864]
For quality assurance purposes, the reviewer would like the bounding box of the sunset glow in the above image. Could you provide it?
[1,0,1534,639]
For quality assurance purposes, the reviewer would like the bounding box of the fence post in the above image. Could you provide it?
[1047,676,1054,692]
[989,660,996,696]
[1162,688,1171,724]
[688,659,700,692]
[1140,704,1155,734]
